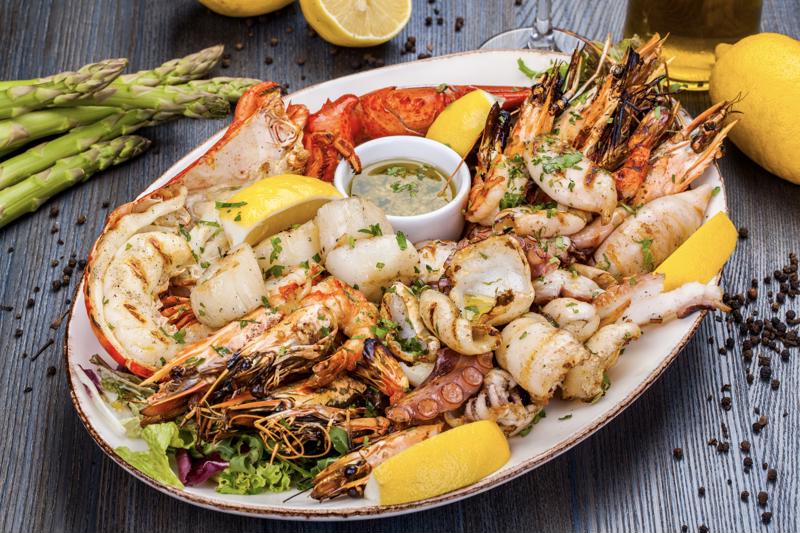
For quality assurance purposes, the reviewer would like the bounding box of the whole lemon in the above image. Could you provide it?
[199,0,294,17]
[709,33,800,185]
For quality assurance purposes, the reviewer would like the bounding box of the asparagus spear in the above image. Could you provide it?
[0,135,151,228]
[0,58,127,119]
[59,84,231,118]
[117,45,225,87]
[0,46,223,90]
[0,109,164,189]
[0,106,117,158]
[172,77,261,102]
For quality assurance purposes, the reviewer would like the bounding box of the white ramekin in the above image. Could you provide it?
[332,136,471,243]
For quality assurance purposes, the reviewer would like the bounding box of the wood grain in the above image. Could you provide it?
[0,1,798,532]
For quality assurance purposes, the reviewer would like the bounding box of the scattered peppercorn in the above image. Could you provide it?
[46,366,56,377]
[740,490,750,502]
[757,491,768,507]
[738,226,749,239]
[740,440,751,453]
[673,447,683,460]
[767,468,777,482]
[697,486,705,497]
[761,512,772,525]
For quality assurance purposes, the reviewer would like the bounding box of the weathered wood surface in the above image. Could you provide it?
[0,1,798,531]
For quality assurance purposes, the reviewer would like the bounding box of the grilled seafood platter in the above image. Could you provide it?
[69,39,737,515]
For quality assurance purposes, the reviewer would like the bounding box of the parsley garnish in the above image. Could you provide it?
[636,237,654,272]
[215,200,247,209]
[269,237,282,264]
[178,224,191,242]
[160,327,186,344]
[395,231,408,250]
[409,279,429,296]
[499,192,525,210]
[266,264,285,278]
[358,224,383,237]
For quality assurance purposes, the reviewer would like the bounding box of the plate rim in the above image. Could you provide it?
[64,47,726,520]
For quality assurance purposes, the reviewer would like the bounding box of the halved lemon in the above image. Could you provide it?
[299,0,412,47]
[655,211,737,291]
[426,89,496,158]
[364,420,510,506]
[198,0,294,17]
[218,174,341,246]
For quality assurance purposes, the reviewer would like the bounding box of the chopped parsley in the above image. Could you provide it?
[215,200,247,209]
[269,237,282,263]
[397,336,427,356]
[390,181,419,196]
[635,237,654,272]
[178,224,191,242]
[499,192,525,210]
[266,264,285,278]
[160,327,186,344]
[358,224,383,237]
[395,231,408,251]
[409,279,430,296]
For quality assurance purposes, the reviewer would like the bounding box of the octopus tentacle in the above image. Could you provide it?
[386,349,493,424]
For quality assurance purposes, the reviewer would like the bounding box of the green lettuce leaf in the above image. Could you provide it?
[217,462,292,495]
[202,433,294,495]
[114,422,195,489]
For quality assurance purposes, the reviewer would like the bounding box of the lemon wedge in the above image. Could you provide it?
[426,89,496,158]
[364,420,510,506]
[218,174,341,246]
[198,0,294,17]
[655,211,737,291]
[299,0,411,47]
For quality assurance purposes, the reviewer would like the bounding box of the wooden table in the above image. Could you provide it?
[1,1,798,531]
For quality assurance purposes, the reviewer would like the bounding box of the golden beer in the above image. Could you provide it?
[624,0,762,90]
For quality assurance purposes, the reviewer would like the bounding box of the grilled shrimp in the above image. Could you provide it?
[594,184,713,278]
[140,303,336,420]
[301,277,407,396]
[496,313,590,404]
[311,424,443,500]
[633,101,737,205]
[614,103,677,200]
[465,72,562,225]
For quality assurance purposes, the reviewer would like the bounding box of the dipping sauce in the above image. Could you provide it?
[349,159,456,216]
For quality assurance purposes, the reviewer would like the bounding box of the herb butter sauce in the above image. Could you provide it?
[348,159,456,216]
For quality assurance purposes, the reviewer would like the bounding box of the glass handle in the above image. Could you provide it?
[527,0,555,50]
